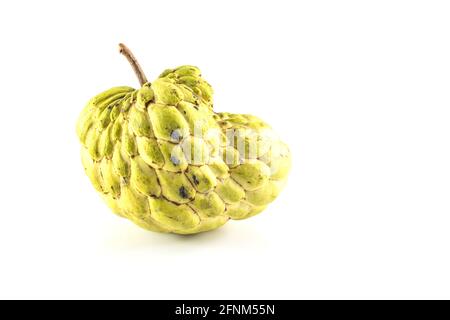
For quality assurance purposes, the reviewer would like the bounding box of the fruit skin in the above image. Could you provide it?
[77,66,291,234]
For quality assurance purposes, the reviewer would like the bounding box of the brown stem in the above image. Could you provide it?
[118,43,148,86]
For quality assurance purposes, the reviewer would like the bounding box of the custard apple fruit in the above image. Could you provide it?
[76,44,291,234]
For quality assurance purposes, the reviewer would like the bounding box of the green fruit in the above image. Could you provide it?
[76,44,291,234]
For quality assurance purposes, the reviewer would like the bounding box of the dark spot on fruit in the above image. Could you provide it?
[170,156,180,165]
[179,186,189,198]
[192,175,200,185]
[171,130,182,141]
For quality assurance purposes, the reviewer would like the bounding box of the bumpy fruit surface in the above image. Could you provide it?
[76,46,291,234]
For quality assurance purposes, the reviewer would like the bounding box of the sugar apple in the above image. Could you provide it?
[76,44,291,234]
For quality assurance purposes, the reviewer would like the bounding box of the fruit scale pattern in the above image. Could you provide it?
[76,46,291,234]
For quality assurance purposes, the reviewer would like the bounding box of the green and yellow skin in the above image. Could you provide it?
[76,44,291,234]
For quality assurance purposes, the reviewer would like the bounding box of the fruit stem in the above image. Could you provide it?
[118,43,148,86]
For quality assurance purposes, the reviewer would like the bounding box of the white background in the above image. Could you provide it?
[0,0,449,299]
